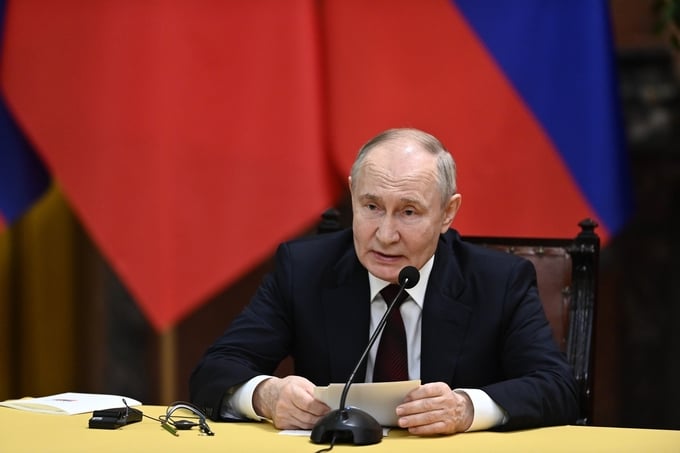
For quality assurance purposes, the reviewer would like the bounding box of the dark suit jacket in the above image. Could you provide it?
[190,228,578,430]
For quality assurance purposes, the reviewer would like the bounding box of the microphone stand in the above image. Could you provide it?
[310,269,417,446]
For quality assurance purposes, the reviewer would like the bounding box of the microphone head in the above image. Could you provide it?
[398,266,420,289]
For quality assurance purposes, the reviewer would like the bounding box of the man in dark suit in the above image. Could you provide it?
[190,128,578,435]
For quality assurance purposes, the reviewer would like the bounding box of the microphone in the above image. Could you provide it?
[310,266,420,446]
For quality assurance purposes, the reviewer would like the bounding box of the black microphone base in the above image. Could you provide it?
[310,407,382,445]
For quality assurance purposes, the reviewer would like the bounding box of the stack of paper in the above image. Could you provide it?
[0,392,142,415]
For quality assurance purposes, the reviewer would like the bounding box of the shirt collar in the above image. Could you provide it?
[368,255,434,310]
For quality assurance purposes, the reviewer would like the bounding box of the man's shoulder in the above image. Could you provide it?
[443,229,529,269]
[275,228,360,285]
[279,228,354,261]
[439,229,537,295]
[284,227,352,247]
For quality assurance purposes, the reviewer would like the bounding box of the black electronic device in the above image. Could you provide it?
[88,405,143,430]
[310,266,420,446]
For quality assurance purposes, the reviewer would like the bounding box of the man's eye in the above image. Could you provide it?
[404,208,415,216]
[367,204,377,211]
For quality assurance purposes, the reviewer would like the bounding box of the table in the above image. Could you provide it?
[1,405,679,452]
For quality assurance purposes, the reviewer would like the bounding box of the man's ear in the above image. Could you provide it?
[441,193,462,233]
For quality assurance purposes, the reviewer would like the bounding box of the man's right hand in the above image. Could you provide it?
[252,376,331,429]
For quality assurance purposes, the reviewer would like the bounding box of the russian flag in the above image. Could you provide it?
[0,0,49,231]
[324,0,632,241]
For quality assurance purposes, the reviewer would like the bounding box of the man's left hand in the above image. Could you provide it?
[396,382,473,435]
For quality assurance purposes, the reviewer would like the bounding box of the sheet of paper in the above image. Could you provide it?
[314,380,420,426]
[0,392,142,415]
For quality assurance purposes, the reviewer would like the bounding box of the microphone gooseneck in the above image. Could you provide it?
[336,265,419,411]
[310,266,421,446]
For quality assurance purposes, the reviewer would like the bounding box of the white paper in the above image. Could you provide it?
[314,380,420,426]
[0,392,142,415]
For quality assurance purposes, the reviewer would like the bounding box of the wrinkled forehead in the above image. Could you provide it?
[353,146,441,205]
[359,141,438,178]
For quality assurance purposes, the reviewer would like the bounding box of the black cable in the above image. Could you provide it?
[122,398,213,436]
[314,432,337,453]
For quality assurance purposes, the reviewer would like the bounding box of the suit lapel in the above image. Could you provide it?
[321,247,371,383]
[420,233,473,384]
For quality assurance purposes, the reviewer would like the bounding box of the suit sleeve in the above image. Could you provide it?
[189,244,294,420]
[481,259,579,430]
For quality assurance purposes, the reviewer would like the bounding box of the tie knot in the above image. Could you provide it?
[380,284,408,307]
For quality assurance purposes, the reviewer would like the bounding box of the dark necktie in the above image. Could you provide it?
[373,284,409,382]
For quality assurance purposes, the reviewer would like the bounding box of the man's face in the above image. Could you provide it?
[350,141,461,283]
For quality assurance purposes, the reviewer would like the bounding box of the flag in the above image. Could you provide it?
[1,0,340,330]
[323,0,632,240]
[2,0,631,330]
[0,0,49,231]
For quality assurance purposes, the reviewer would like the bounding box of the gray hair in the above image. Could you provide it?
[349,128,457,206]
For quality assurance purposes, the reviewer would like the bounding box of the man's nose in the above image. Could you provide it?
[376,214,399,243]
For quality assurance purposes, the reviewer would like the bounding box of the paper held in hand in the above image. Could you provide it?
[314,379,420,427]
[0,392,142,415]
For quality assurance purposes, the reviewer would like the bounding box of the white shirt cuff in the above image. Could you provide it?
[228,375,273,421]
[454,388,508,431]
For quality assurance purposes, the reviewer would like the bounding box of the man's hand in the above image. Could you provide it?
[396,382,473,435]
[252,376,331,430]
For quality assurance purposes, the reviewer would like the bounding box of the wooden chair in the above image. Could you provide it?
[464,219,600,425]
[318,210,600,425]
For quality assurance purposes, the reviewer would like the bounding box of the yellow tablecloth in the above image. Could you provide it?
[1,405,679,452]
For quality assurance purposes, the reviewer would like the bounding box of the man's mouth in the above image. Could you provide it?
[372,251,401,261]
